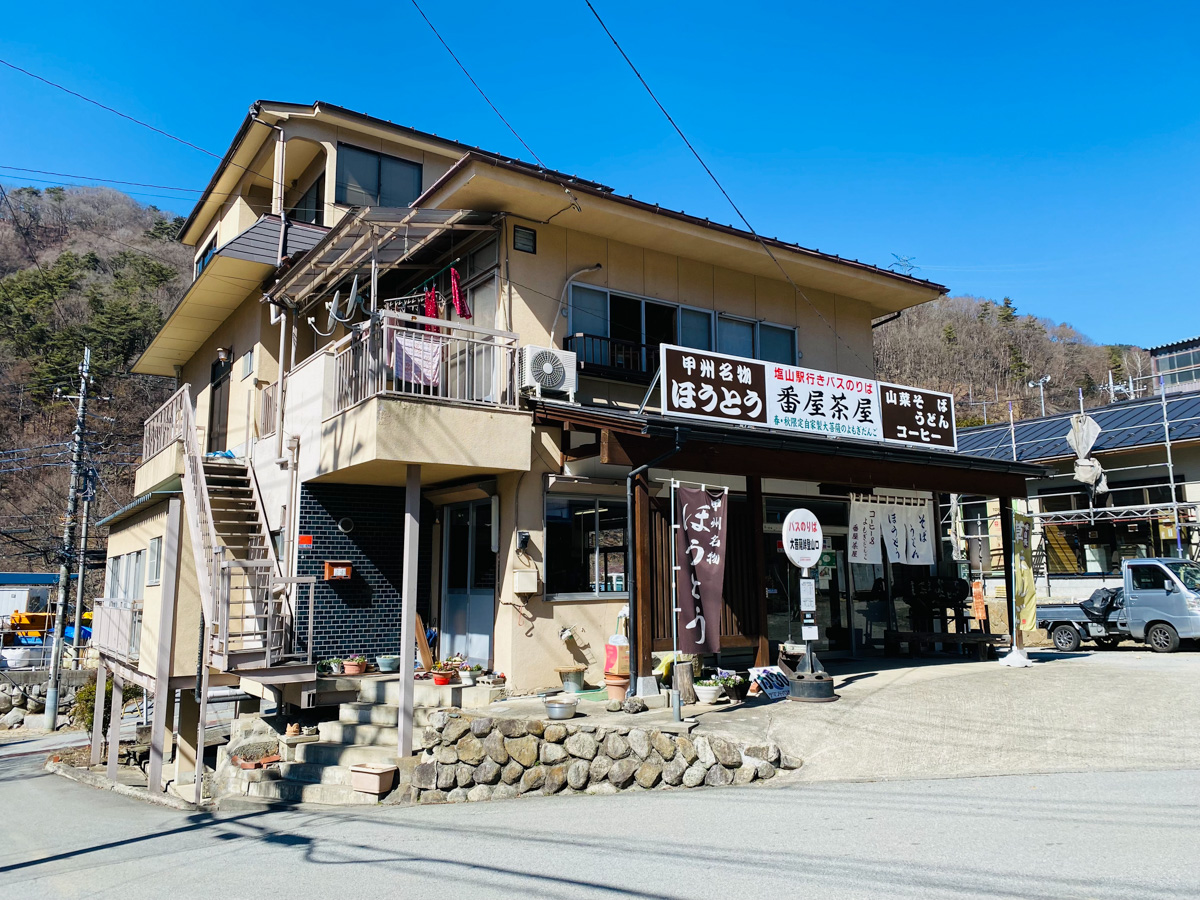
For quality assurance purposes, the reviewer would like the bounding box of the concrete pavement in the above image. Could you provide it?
[696,648,1200,782]
[1,751,1197,899]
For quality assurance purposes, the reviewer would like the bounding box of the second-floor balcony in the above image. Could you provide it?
[93,598,143,664]
[565,333,660,385]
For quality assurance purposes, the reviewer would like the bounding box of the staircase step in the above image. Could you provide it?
[356,676,504,709]
[318,721,399,747]
[276,762,356,786]
[336,702,441,729]
[244,778,379,805]
[296,741,403,767]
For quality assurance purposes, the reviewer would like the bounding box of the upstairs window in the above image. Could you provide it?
[336,144,422,208]
[195,234,217,279]
[288,174,324,225]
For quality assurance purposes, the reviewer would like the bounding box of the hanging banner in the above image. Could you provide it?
[660,345,956,451]
[674,486,729,654]
[882,507,907,563]
[1014,511,1037,631]
[848,500,883,565]
[900,502,936,566]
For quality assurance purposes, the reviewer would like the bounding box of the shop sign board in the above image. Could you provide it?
[659,344,957,451]
[748,666,791,700]
[782,508,823,570]
[878,382,957,451]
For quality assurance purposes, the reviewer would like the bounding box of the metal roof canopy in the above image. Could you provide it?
[958,390,1200,463]
[266,207,499,313]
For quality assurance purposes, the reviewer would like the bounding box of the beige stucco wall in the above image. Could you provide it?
[104,499,201,680]
[133,443,183,495]
[502,218,881,385]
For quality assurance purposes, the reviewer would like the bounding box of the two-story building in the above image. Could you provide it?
[93,100,1042,799]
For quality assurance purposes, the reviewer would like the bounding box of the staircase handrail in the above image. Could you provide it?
[176,384,220,629]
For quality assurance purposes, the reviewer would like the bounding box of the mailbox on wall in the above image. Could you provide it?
[324,561,353,581]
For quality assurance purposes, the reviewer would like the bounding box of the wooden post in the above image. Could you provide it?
[633,472,654,679]
[673,655,697,705]
[148,498,181,794]
[397,464,420,758]
[106,669,124,781]
[748,476,770,667]
[89,660,107,767]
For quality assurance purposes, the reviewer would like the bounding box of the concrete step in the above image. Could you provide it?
[276,762,356,786]
[245,778,379,806]
[339,702,441,728]
[356,676,504,708]
[318,721,398,747]
[296,741,403,767]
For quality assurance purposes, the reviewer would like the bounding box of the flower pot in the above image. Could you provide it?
[693,684,723,705]
[603,672,630,702]
[350,763,398,795]
[458,671,476,686]
[431,671,455,686]
[376,655,401,673]
[343,661,367,676]
[556,665,587,693]
[723,681,750,703]
[328,663,343,675]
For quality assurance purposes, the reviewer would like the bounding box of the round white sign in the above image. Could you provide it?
[783,508,823,570]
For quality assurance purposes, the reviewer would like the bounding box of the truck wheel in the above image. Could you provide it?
[1051,624,1081,652]
[1146,623,1180,653]
[1094,637,1121,650]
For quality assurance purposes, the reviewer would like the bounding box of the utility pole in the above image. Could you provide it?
[71,469,94,669]
[45,347,91,730]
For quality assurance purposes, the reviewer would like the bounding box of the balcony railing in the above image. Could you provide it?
[93,598,143,663]
[143,387,189,459]
[332,311,519,415]
[565,333,658,384]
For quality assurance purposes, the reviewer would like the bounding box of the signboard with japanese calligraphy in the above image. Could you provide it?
[673,485,729,654]
[660,345,957,452]
[767,363,883,441]
[661,345,768,426]
[878,382,957,451]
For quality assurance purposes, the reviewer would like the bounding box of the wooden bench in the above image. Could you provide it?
[885,630,1011,661]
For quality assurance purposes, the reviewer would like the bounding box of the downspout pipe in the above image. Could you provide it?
[624,428,683,697]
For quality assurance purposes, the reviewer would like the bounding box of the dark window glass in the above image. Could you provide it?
[545,497,627,595]
[759,324,796,365]
[472,505,496,591]
[718,317,754,357]
[1130,564,1167,591]
[446,506,470,591]
[679,308,713,350]
[336,145,422,207]
[289,175,324,225]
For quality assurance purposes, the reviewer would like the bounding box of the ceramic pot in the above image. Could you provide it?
[693,684,723,704]
[431,671,454,686]
[603,672,630,702]
[458,671,476,686]
[376,655,401,673]
[343,660,366,675]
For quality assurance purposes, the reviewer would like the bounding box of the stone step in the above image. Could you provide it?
[296,741,403,767]
[276,762,356,786]
[336,702,441,728]
[318,721,398,747]
[356,677,504,708]
[244,778,379,806]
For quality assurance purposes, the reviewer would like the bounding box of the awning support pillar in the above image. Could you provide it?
[397,464,421,758]
[748,476,770,667]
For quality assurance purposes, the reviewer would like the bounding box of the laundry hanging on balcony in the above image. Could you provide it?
[394,332,443,387]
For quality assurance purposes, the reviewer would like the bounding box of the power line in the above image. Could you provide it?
[0,58,225,163]
[0,165,215,194]
[408,1,547,170]
[1,174,208,206]
[581,1,876,373]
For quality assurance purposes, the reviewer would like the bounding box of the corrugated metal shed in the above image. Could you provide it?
[958,390,1200,462]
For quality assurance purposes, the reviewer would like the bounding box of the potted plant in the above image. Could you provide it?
[431,660,459,686]
[376,654,402,673]
[693,679,724,704]
[458,663,483,686]
[343,655,368,676]
[716,673,749,702]
[326,658,344,675]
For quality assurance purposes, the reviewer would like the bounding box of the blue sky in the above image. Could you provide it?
[2,1,1197,347]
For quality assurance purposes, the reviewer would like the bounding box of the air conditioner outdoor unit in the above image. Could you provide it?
[519,346,577,402]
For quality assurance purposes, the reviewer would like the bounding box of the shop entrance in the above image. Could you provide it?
[441,499,495,666]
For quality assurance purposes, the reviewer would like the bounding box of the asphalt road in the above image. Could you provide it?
[2,753,1197,900]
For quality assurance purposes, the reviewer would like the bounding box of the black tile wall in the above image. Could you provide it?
[296,484,433,661]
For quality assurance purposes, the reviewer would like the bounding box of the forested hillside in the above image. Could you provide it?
[873,295,1151,426]
[0,185,189,573]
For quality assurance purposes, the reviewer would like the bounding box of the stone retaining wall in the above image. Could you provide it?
[410,710,799,804]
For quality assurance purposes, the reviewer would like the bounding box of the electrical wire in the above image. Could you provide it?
[0,165,222,195]
[582,1,879,373]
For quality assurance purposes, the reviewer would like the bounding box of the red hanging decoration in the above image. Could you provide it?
[449,267,471,319]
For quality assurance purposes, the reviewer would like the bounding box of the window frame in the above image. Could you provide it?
[334,142,423,208]
[147,537,163,586]
[195,233,218,279]
[543,493,629,601]
[567,283,798,366]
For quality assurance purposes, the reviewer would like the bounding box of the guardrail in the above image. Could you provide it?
[258,381,278,437]
[92,598,143,663]
[565,332,656,384]
[212,555,315,668]
[332,311,518,415]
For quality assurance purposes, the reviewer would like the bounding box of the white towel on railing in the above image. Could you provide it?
[394,333,443,387]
